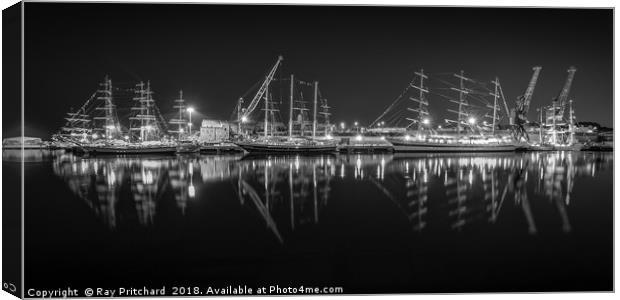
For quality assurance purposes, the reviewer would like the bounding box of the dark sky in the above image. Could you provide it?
[12,3,613,138]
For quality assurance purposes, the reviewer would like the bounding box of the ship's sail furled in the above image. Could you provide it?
[371,69,511,136]
[128,81,169,142]
[58,75,122,141]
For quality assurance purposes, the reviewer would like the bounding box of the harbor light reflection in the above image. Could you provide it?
[51,151,611,240]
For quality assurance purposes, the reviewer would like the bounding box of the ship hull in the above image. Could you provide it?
[82,146,178,155]
[581,144,613,151]
[235,142,338,153]
[176,144,201,154]
[388,139,517,152]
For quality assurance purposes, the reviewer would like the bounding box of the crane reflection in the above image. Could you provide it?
[51,151,611,239]
[235,155,336,243]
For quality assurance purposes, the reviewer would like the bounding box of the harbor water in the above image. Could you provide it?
[6,149,613,293]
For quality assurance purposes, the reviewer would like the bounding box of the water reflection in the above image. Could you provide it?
[53,153,242,228]
[3,149,61,162]
[236,156,335,243]
[52,151,611,240]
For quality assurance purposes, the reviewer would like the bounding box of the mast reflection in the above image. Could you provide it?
[236,155,335,243]
[53,153,242,229]
[52,151,611,238]
[366,151,611,234]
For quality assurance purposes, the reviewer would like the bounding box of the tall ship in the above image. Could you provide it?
[54,75,120,146]
[55,76,177,155]
[85,80,176,154]
[233,56,338,154]
[377,69,518,152]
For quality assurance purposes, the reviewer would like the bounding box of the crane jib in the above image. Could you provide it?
[241,56,284,119]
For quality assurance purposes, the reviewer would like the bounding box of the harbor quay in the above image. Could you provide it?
[2,57,612,154]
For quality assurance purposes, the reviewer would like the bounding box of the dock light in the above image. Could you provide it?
[187,107,194,135]
[354,121,359,127]
[438,125,442,129]
[380,136,386,140]
[340,122,345,129]
[422,118,430,125]
[241,116,248,123]
[179,128,185,133]
[355,135,363,141]
[405,135,411,140]
[468,117,477,125]
[124,135,129,140]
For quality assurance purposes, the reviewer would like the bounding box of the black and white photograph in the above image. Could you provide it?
[1,0,616,298]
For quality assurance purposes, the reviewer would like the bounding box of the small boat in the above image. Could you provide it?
[387,136,517,152]
[235,137,338,154]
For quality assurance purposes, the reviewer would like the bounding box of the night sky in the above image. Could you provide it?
[10,3,613,138]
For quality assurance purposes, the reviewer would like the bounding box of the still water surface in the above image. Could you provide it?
[10,150,613,293]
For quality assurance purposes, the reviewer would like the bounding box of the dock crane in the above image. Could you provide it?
[512,66,542,142]
[551,66,577,120]
[236,56,284,132]
[546,66,577,144]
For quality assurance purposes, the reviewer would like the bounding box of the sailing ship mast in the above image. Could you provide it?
[60,92,95,140]
[568,99,575,144]
[92,75,121,140]
[169,90,188,140]
[319,97,331,136]
[449,70,471,139]
[288,74,294,138]
[290,79,311,137]
[406,69,429,136]
[312,81,318,139]
[264,79,269,137]
[130,81,161,142]
[262,80,281,137]
[489,77,501,135]
[288,76,330,138]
